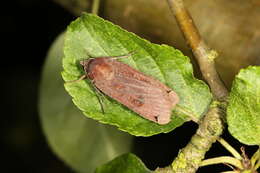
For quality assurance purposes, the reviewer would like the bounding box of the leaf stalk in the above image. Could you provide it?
[200,156,243,170]
[218,138,243,160]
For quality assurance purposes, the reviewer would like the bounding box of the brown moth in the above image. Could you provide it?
[71,54,179,125]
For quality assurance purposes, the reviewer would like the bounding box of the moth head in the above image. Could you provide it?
[80,59,93,73]
[80,59,90,67]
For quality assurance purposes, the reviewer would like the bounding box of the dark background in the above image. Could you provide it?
[1,0,74,172]
[1,0,258,173]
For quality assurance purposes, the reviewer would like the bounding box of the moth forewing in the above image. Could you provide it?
[69,54,179,125]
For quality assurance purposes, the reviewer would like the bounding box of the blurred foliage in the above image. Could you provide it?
[54,0,260,88]
[95,153,151,173]
[39,33,133,173]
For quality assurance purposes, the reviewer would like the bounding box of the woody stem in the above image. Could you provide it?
[166,0,229,172]
[166,0,228,101]
[171,102,225,172]
[91,0,101,15]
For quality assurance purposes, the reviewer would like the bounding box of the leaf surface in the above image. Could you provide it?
[227,66,260,145]
[62,13,212,136]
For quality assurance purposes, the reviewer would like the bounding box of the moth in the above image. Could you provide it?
[70,53,179,125]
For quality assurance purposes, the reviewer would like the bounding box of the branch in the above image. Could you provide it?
[166,0,229,172]
[91,0,101,15]
[171,102,225,172]
[166,0,228,101]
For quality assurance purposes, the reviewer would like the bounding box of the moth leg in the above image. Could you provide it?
[66,74,88,83]
[90,80,106,114]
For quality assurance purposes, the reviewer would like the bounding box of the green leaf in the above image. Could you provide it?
[227,66,260,145]
[62,13,212,136]
[39,33,133,173]
[95,153,151,173]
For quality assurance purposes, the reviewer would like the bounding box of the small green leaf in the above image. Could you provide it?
[95,153,151,173]
[227,66,260,145]
[39,33,133,173]
[62,13,212,136]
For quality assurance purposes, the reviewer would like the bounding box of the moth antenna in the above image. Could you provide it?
[66,74,88,84]
[96,92,105,114]
[110,51,136,60]
[90,80,106,114]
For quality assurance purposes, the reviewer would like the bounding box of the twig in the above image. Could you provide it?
[91,0,101,15]
[171,103,224,172]
[166,0,228,101]
[166,0,229,172]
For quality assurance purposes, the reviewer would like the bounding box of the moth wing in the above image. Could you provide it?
[95,75,177,124]
[92,59,179,124]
